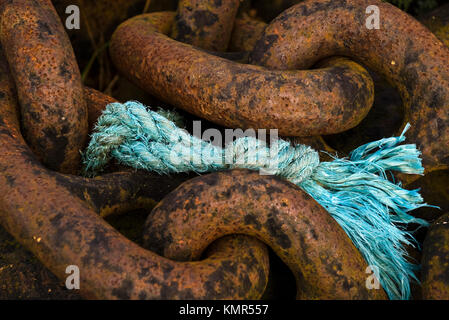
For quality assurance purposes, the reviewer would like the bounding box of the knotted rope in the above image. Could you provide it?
[83,101,431,300]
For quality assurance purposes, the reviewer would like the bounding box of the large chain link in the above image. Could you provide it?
[0,0,448,300]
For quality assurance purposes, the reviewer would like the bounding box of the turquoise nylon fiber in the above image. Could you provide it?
[83,101,431,300]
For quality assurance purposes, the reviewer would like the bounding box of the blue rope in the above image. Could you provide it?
[83,101,431,300]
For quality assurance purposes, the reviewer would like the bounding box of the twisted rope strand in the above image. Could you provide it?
[83,101,431,300]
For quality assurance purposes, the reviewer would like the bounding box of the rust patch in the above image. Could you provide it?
[0,0,88,173]
[172,0,240,52]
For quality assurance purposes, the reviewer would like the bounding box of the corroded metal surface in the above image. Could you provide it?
[421,213,449,299]
[250,0,449,175]
[84,86,118,132]
[0,0,87,174]
[172,0,240,51]
[0,51,269,300]
[0,224,82,300]
[109,11,375,137]
[229,16,267,52]
[228,16,334,156]
[420,3,449,48]
[1,0,447,301]
[144,170,387,300]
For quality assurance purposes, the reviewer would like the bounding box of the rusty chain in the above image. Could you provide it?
[0,0,448,299]
[0,0,270,300]
[109,11,374,137]
[0,42,270,300]
[144,170,386,299]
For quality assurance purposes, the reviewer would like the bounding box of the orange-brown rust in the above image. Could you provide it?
[84,86,118,132]
[0,53,269,300]
[421,213,449,299]
[172,0,240,52]
[0,0,88,174]
[144,170,387,300]
[229,16,267,52]
[229,16,336,156]
[109,11,375,137]
[250,0,449,174]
